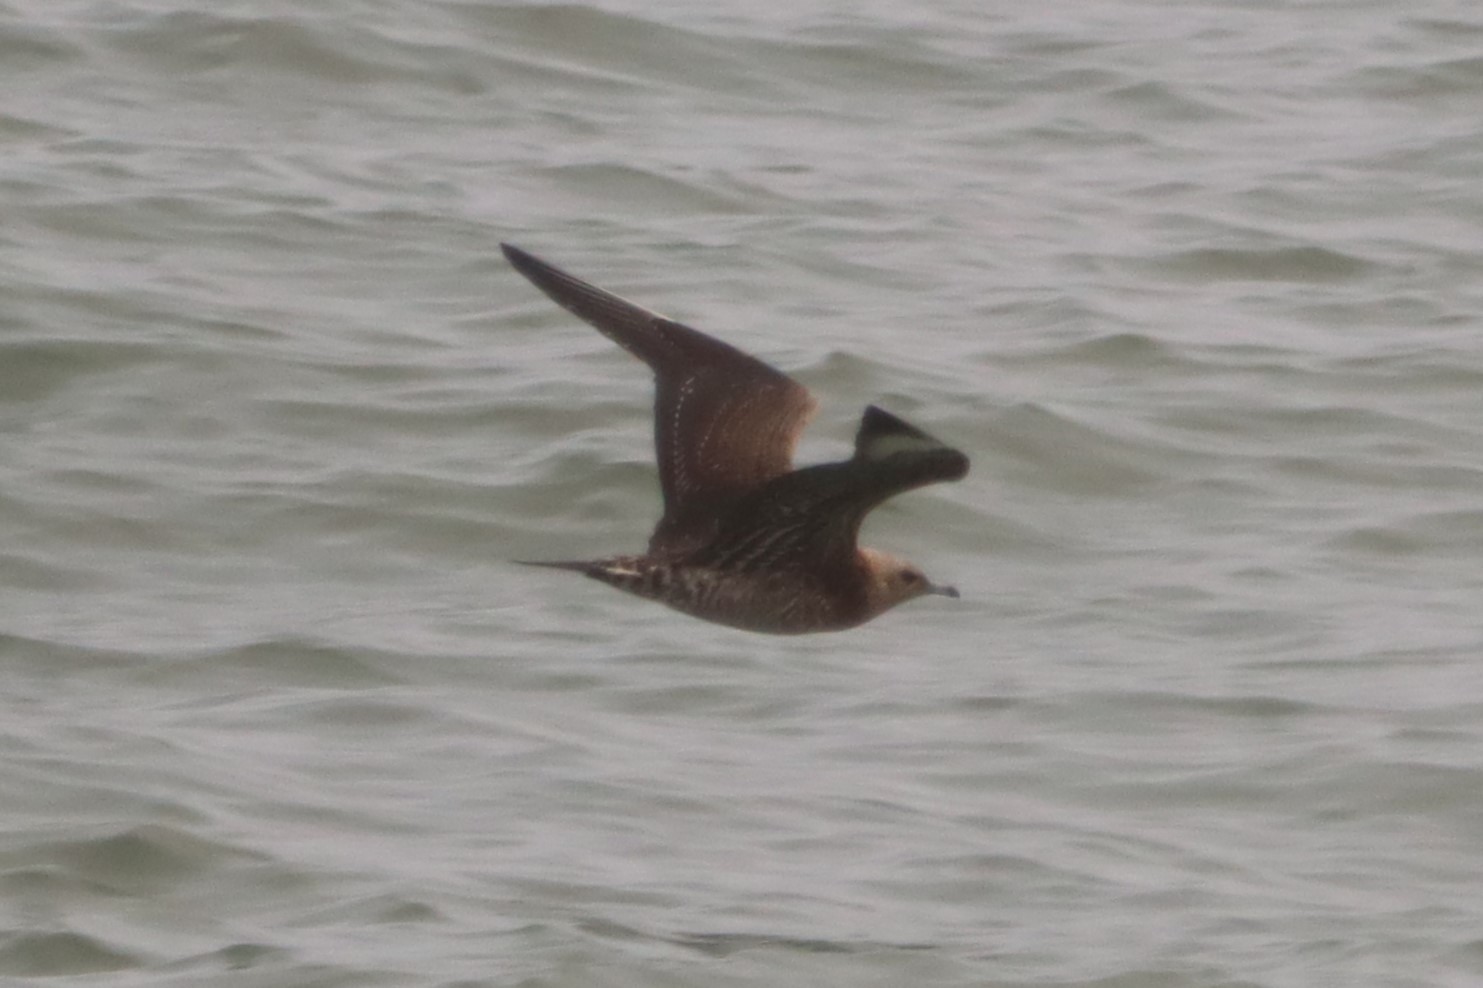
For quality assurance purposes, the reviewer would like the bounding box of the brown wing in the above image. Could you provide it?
[502,244,818,555]
[691,406,969,575]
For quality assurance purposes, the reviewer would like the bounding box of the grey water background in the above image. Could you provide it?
[3,0,1483,984]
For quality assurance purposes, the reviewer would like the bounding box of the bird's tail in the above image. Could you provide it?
[514,559,596,574]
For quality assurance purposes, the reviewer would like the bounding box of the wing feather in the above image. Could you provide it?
[693,408,968,575]
[503,244,818,554]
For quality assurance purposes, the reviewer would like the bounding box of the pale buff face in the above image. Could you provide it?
[858,547,959,617]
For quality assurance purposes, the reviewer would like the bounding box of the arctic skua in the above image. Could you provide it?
[504,243,968,634]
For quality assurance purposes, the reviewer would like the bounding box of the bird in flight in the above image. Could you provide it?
[504,244,968,634]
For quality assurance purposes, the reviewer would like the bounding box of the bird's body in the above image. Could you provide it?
[522,556,858,634]
[503,244,968,634]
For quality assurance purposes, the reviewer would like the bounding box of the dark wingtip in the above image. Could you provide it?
[940,449,970,481]
[861,404,931,435]
[854,405,969,479]
[501,242,547,278]
[856,405,943,452]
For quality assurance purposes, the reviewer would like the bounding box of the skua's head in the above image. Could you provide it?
[859,547,959,619]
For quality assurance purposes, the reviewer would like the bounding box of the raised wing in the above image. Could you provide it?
[691,406,969,575]
[502,244,818,555]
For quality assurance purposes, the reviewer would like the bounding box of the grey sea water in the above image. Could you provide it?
[4,0,1483,985]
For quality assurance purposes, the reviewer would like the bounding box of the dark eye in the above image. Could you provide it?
[902,570,923,585]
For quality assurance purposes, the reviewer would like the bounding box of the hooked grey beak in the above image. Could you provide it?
[927,583,960,598]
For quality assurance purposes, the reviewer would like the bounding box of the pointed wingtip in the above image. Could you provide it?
[501,242,544,274]
[503,244,584,292]
[855,406,966,471]
[858,405,937,444]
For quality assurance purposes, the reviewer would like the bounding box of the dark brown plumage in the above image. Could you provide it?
[505,243,968,634]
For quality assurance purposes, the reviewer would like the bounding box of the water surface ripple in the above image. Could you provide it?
[3,0,1482,986]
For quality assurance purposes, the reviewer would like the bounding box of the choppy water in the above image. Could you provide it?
[4,0,1483,985]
